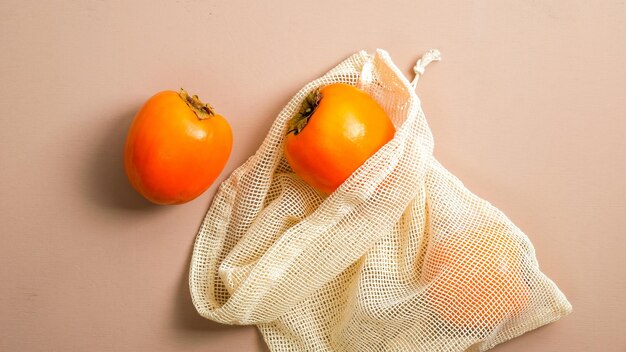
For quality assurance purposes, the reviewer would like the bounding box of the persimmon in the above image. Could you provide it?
[283,83,395,194]
[422,224,531,330]
[124,89,232,205]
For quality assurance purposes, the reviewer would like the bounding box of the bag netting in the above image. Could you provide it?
[189,49,571,351]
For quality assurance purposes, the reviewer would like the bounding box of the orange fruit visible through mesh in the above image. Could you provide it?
[422,224,531,329]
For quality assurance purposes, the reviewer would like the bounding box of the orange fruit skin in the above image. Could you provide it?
[124,91,232,205]
[284,83,395,194]
[422,226,531,330]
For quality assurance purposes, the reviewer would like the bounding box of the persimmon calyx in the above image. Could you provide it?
[179,88,215,120]
[287,88,322,135]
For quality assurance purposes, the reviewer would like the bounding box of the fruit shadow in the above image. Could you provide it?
[87,108,161,211]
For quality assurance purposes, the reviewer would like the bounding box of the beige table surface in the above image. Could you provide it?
[2,1,625,351]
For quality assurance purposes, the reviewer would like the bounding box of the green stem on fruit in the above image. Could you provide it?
[287,88,322,135]
[178,88,215,120]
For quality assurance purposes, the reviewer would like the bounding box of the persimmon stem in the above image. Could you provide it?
[287,88,322,135]
[179,88,215,120]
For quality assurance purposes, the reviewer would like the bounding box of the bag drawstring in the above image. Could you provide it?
[411,49,441,88]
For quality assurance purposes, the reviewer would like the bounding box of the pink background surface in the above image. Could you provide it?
[1,1,625,351]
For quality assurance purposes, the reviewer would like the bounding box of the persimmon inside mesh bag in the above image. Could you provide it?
[189,49,572,351]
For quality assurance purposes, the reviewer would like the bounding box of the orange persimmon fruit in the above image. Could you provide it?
[124,89,232,205]
[422,224,531,330]
[283,83,395,194]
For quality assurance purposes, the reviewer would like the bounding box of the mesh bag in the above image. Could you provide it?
[189,49,572,351]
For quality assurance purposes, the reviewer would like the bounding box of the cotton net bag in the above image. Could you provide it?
[189,49,572,351]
